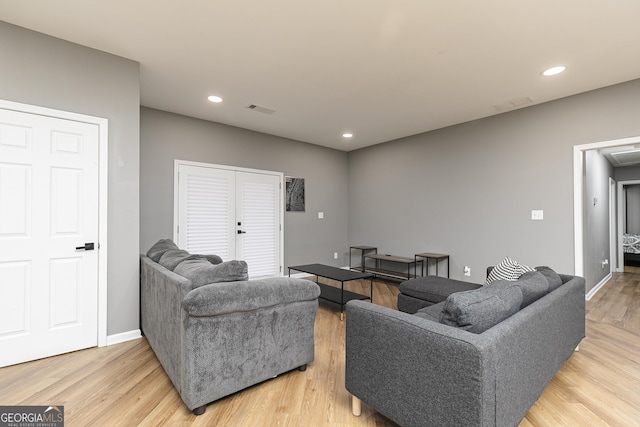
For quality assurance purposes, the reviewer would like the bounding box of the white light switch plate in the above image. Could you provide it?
[318,212,324,219]
[531,210,544,220]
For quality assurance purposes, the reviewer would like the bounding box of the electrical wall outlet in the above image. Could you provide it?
[464,266,471,276]
[334,252,338,259]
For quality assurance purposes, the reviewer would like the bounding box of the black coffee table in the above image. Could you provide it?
[288,263,373,320]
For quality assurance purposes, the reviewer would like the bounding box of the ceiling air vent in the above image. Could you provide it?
[611,149,640,166]
[247,104,276,115]
[493,97,533,112]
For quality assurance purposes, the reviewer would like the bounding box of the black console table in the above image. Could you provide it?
[349,245,377,272]
[289,263,373,320]
[364,254,423,281]
[415,252,450,278]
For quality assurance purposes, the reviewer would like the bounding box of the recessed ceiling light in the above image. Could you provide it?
[207,95,223,103]
[542,66,566,77]
[342,133,353,138]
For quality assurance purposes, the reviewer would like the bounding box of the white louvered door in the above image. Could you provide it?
[176,162,283,279]
[178,165,236,260]
[236,172,280,278]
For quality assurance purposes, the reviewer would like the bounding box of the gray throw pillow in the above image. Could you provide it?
[174,259,249,288]
[158,249,191,271]
[439,281,523,333]
[535,266,563,291]
[512,271,549,308]
[203,254,223,265]
[146,239,179,262]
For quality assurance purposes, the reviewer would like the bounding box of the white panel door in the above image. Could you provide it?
[0,108,99,368]
[176,162,283,279]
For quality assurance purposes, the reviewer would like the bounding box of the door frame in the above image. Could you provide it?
[573,135,640,278]
[617,179,640,272]
[609,177,616,272]
[0,99,109,347]
[173,159,284,276]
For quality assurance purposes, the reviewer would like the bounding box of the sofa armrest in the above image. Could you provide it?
[345,300,496,427]
[140,255,192,393]
[182,277,320,316]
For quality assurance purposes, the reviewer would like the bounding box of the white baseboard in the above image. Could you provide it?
[106,329,142,346]
[585,273,612,301]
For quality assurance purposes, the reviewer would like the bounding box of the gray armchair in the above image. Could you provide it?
[141,251,320,414]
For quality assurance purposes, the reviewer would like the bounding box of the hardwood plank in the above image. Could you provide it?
[1,274,639,426]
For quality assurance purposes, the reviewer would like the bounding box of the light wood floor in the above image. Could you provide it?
[1,274,639,426]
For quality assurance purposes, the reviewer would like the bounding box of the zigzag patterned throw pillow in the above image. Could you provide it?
[485,256,534,285]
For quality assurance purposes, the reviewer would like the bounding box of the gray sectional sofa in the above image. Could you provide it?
[140,239,320,415]
[345,268,585,427]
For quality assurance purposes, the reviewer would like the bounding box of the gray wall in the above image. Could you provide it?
[348,79,640,290]
[140,107,349,269]
[613,166,640,268]
[615,164,640,182]
[624,185,640,234]
[0,21,141,336]
[584,150,614,287]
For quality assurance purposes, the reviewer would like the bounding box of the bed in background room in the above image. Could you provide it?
[623,233,640,266]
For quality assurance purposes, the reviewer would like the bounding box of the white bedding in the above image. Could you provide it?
[623,233,640,253]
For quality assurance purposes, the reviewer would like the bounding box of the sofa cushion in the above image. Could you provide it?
[513,271,549,308]
[158,249,192,271]
[439,281,523,333]
[147,239,179,262]
[174,258,249,288]
[414,301,446,323]
[535,266,563,291]
[485,256,534,285]
[399,276,481,304]
[204,254,223,265]
[182,277,320,316]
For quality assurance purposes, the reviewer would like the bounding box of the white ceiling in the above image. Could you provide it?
[602,145,640,168]
[2,1,640,152]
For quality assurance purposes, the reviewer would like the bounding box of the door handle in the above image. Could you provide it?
[237,230,246,234]
[75,242,95,251]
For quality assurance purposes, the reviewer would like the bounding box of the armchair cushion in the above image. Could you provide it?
[147,238,179,262]
[174,258,248,288]
[158,249,192,271]
[182,277,320,316]
[440,281,523,333]
[204,254,223,265]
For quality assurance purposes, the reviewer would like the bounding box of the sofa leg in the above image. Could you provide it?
[575,345,580,352]
[192,405,206,416]
[351,395,361,416]
[298,364,307,372]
